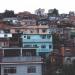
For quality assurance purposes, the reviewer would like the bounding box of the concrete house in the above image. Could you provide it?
[0,47,43,75]
[21,33,53,57]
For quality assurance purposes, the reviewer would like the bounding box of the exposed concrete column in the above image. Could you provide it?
[3,48,4,57]
[20,48,22,56]
[60,44,65,64]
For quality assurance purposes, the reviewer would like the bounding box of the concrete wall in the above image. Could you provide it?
[64,57,75,64]
[1,64,42,75]
[21,34,53,55]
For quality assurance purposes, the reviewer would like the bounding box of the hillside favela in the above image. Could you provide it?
[0,8,75,75]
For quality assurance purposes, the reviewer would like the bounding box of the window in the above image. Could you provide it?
[15,30,20,33]
[31,31,33,33]
[4,34,7,38]
[4,29,10,33]
[66,58,71,63]
[27,66,36,73]
[47,35,51,39]
[41,35,46,39]
[25,22,27,25]
[41,45,46,48]
[27,36,30,39]
[42,29,46,33]
[65,50,71,53]
[22,49,36,56]
[49,45,52,48]
[4,67,16,74]
[24,36,26,38]
[4,49,20,57]
[30,22,32,24]
[33,45,38,48]
[26,52,32,56]
[24,45,32,48]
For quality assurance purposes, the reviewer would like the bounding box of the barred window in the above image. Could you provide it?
[4,67,16,74]
[27,66,36,73]
[41,45,46,48]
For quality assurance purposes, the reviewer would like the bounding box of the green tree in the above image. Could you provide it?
[48,8,59,17]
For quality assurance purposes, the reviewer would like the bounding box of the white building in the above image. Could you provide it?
[0,48,43,75]
[1,57,43,75]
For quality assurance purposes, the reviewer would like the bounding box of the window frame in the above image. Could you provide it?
[24,35,26,38]
[41,35,46,39]
[49,45,52,48]
[47,35,51,39]
[41,45,46,48]
[42,29,46,33]
[27,66,36,73]
[4,67,16,74]
[27,35,30,39]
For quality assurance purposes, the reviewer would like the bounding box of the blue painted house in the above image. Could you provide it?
[21,33,53,57]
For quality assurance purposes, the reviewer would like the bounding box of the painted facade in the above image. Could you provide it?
[0,47,43,75]
[1,64,42,75]
[20,19,36,26]
[1,56,42,75]
[21,34,53,57]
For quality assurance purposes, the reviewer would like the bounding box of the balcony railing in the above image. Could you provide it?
[23,39,52,42]
[2,56,42,63]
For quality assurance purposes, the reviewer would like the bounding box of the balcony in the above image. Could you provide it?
[23,39,52,43]
[2,56,42,63]
[28,25,49,29]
